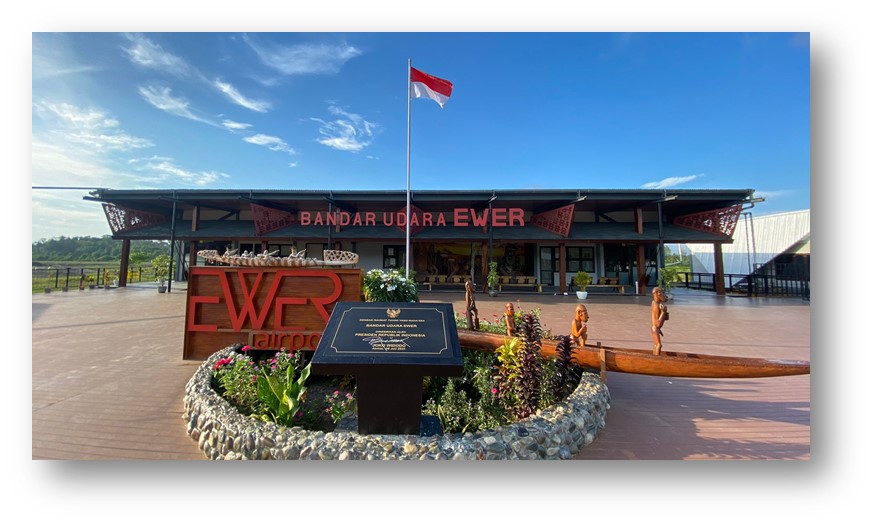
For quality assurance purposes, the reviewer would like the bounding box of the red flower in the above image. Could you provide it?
[213,358,233,370]
[241,345,252,352]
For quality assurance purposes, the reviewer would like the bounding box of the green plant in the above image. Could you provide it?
[516,313,543,419]
[574,270,591,290]
[658,266,680,292]
[363,268,418,302]
[212,352,262,416]
[152,254,173,283]
[549,335,582,401]
[487,261,499,289]
[324,389,356,424]
[257,360,312,427]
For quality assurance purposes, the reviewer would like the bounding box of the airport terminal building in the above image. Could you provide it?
[87,188,756,295]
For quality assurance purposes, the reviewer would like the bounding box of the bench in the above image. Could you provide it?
[587,277,626,294]
[498,276,543,293]
[419,274,467,291]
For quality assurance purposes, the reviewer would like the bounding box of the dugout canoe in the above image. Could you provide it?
[456,329,810,379]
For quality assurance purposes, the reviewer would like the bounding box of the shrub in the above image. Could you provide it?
[212,346,318,427]
[363,269,418,302]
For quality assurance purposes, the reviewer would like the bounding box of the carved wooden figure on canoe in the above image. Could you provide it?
[465,279,480,330]
[571,304,588,347]
[651,286,669,355]
[505,303,516,337]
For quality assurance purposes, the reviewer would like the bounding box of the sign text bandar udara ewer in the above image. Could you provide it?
[184,267,363,360]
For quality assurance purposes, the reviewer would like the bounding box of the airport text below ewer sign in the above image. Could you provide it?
[183,267,362,360]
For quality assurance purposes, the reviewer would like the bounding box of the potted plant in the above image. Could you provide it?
[657,266,679,300]
[103,269,116,289]
[487,261,499,297]
[86,275,96,289]
[152,254,172,293]
[574,270,591,301]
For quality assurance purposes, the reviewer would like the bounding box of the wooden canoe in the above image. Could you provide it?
[456,329,810,379]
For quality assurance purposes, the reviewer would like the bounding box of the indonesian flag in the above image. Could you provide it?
[410,67,453,108]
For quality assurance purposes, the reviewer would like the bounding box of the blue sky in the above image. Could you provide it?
[31,32,810,240]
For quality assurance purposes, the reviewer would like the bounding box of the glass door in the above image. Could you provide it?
[539,247,556,286]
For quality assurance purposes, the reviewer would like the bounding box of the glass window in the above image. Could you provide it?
[383,245,406,269]
[567,246,595,273]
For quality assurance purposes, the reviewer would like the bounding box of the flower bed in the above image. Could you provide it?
[183,345,611,460]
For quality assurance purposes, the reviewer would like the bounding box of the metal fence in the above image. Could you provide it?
[677,270,810,299]
[32,266,157,292]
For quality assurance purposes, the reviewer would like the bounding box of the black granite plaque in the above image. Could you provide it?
[311,302,463,435]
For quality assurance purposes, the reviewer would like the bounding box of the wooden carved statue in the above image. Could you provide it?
[465,280,480,330]
[571,304,588,347]
[651,286,669,355]
[504,303,516,337]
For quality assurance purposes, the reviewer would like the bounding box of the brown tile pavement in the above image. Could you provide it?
[31,283,810,460]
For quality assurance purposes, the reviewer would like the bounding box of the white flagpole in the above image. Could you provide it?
[405,58,412,278]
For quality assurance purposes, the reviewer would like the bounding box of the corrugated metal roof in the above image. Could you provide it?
[686,209,810,275]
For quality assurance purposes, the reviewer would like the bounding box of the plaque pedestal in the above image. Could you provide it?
[311,302,464,437]
[356,373,423,435]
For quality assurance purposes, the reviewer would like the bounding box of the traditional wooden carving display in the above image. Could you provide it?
[650,287,669,355]
[571,304,588,347]
[531,204,575,237]
[673,204,743,237]
[394,205,426,235]
[251,204,296,236]
[198,249,359,267]
[465,280,480,330]
[102,203,166,234]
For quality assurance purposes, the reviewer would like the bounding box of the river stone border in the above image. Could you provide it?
[183,345,611,460]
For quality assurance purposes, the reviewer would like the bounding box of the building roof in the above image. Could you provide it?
[685,209,810,275]
[86,187,757,244]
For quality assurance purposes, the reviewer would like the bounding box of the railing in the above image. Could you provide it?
[677,272,810,299]
[32,266,156,293]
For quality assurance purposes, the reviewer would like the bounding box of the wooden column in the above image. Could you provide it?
[634,207,644,234]
[636,243,647,295]
[119,239,131,287]
[192,205,200,232]
[714,242,726,295]
[189,241,198,273]
[559,243,567,294]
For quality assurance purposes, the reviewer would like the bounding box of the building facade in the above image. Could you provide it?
[88,188,756,295]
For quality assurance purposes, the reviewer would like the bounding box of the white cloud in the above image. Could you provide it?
[214,79,271,113]
[288,162,299,168]
[138,84,217,126]
[312,105,378,152]
[33,101,153,152]
[222,119,252,132]
[122,33,190,77]
[33,33,102,80]
[642,174,701,189]
[243,134,296,155]
[244,36,362,75]
[753,189,791,202]
[129,157,231,186]
[32,190,114,240]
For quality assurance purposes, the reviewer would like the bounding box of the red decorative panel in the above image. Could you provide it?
[395,205,426,235]
[252,204,296,236]
[102,203,166,234]
[531,204,575,237]
[673,205,743,237]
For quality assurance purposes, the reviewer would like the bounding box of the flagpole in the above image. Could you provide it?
[405,58,412,278]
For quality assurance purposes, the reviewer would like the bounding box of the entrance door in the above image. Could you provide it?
[539,247,557,286]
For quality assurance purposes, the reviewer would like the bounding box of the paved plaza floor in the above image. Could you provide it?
[31,282,810,460]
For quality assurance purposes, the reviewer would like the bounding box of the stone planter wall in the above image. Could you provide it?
[183,346,611,460]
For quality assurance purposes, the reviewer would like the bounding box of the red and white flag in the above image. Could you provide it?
[410,67,453,108]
